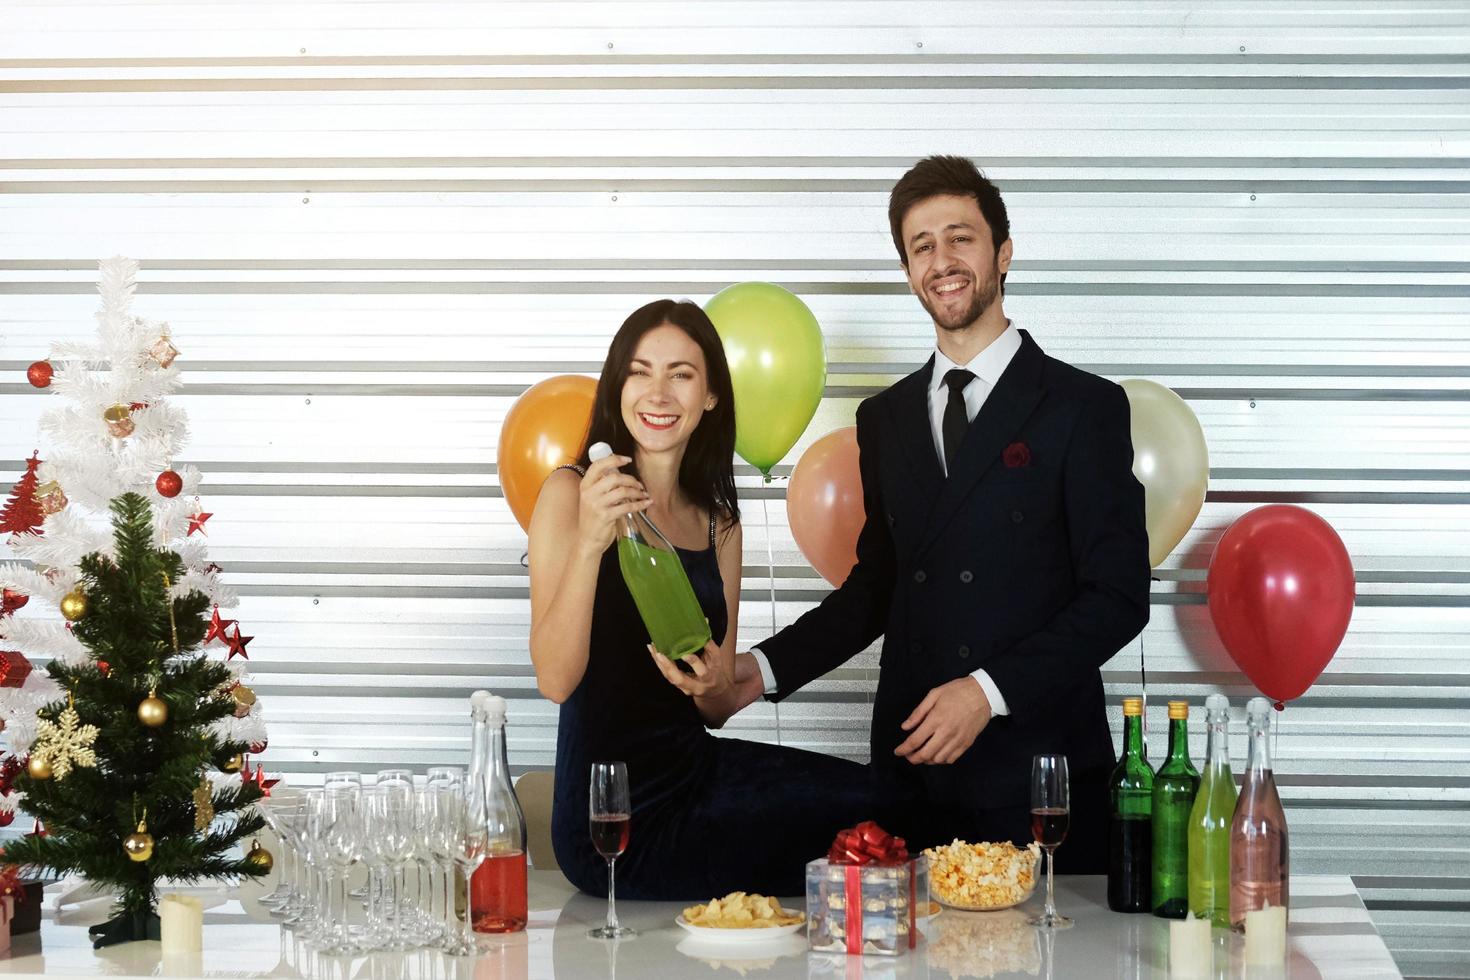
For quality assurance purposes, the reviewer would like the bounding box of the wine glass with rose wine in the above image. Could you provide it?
[588,761,636,939]
[1028,753,1073,929]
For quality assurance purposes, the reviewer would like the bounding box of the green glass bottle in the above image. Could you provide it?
[589,442,711,660]
[1187,694,1237,927]
[1107,696,1153,912]
[1152,699,1201,918]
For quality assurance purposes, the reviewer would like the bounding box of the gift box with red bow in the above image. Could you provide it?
[805,821,929,956]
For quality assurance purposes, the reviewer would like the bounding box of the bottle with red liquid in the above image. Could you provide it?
[1229,696,1289,931]
[468,690,528,933]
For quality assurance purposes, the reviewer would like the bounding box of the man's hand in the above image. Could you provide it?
[894,676,993,765]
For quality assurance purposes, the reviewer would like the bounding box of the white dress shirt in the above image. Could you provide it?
[752,322,1022,718]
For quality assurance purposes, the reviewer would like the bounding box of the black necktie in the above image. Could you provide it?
[942,368,975,476]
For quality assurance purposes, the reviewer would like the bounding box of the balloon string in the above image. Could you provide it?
[762,490,783,747]
[1139,625,1149,751]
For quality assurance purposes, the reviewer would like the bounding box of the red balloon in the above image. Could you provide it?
[787,427,864,587]
[1207,505,1355,702]
[497,375,598,532]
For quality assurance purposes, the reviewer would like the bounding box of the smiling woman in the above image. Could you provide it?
[524,299,876,901]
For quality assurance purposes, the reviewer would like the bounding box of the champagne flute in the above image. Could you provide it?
[587,761,635,939]
[1027,753,1073,930]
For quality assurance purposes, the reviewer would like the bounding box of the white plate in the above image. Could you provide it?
[675,913,805,943]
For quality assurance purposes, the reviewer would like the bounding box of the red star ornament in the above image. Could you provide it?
[203,606,236,646]
[187,509,213,536]
[224,624,252,661]
[253,765,279,798]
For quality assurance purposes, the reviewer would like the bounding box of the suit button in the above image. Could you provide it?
[1010,510,1024,524]
[910,641,922,655]
[913,570,927,583]
[958,645,970,659]
[959,570,973,583]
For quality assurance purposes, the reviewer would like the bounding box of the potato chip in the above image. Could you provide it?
[682,891,806,929]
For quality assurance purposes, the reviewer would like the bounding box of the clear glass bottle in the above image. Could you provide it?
[589,441,710,660]
[1229,696,1289,930]
[468,691,528,933]
[1107,696,1153,913]
[1188,693,1237,927]
[1151,699,1200,918]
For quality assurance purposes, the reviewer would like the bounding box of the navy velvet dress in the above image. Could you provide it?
[550,510,875,900]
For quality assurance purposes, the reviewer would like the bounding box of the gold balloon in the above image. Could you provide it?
[123,821,154,862]
[137,695,168,728]
[245,838,273,873]
[1121,379,1210,568]
[59,590,88,621]
[27,755,52,780]
[222,754,243,773]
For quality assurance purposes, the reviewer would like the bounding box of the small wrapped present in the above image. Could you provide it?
[0,867,42,936]
[806,821,929,956]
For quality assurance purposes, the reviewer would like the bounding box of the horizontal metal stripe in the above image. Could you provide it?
[7,358,1470,381]
[2,460,1465,484]
[4,281,1468,298]
[7,382,1470,403]
[5,179,1468,194]
[4,156,1469,171]
[10,259,1470,277]
[1355,877,1470,891]
[4,76,1470,94]
[5,55,1470,69]
[0,478,1464,508]
[1365,899,1470,912]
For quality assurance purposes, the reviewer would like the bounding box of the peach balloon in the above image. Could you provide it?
[497,375,597,532]
[787,427,865,586]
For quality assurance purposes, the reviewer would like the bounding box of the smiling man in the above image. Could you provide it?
[735,156,1151,872]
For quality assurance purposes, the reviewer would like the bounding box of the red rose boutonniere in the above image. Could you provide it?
[1003,441,1031,468]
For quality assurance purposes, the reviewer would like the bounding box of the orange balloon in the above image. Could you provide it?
[497,375,598,532]
[787,427,864,586]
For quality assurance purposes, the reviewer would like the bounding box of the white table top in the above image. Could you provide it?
[0,871,1401,979]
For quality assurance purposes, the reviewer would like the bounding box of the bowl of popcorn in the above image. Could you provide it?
[678,892,806,943]
[922,840,1042,911]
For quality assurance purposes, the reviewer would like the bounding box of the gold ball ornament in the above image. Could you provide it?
[123,821,154,862]
[137,694,168,728]
[245,838,274,873]
[222,753,243,773]
[27,755,52,780]
[59,590,88,621]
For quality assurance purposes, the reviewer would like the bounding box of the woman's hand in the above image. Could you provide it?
[648,639,732,702]
[577,454,650,556]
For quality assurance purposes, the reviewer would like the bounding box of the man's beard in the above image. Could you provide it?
[917,262,1001,332]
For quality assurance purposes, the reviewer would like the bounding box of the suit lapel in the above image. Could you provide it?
[890,356,945,499]
[918,330,1048,558]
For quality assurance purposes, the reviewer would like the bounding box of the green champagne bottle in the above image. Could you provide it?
[1187,693,1237,927]
[1107,696,1153,912]
[589,442,711,660]
[1152,700,1201,918]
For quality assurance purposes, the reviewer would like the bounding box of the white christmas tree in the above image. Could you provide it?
[0,257,267,819]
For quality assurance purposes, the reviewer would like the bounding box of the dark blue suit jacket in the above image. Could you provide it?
[760,329,1150,865]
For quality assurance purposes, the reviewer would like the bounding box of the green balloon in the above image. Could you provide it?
[705,282,827,476]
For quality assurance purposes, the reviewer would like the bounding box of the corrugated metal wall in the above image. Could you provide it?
[1,2,1466,974]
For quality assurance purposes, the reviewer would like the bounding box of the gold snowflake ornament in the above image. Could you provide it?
[31,704,99,781]
[193,776,215,831]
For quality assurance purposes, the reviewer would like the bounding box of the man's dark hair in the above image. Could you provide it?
[888,155,1010,287]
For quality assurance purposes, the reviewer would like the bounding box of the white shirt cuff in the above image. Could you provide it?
[750,648,779,696]
[969,669,1010,716]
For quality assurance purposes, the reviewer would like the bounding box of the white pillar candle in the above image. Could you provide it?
[1168,913,1212,978]
[1244,902,1287,965]
[159,893,203,954]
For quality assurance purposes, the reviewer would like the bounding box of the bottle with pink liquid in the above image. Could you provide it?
[1229,696,1289,930]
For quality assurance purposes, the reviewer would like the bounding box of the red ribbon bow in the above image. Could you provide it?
[827,820,909,866]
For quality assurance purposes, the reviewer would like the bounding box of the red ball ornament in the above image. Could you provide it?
[0,810,13,829]
[96,660,110,677]
[156,470,183,498]
[26,361,53,388]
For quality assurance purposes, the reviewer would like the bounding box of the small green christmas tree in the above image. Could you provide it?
[1,494,264,945]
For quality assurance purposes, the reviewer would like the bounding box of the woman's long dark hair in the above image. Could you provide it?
[578,299,739,530]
